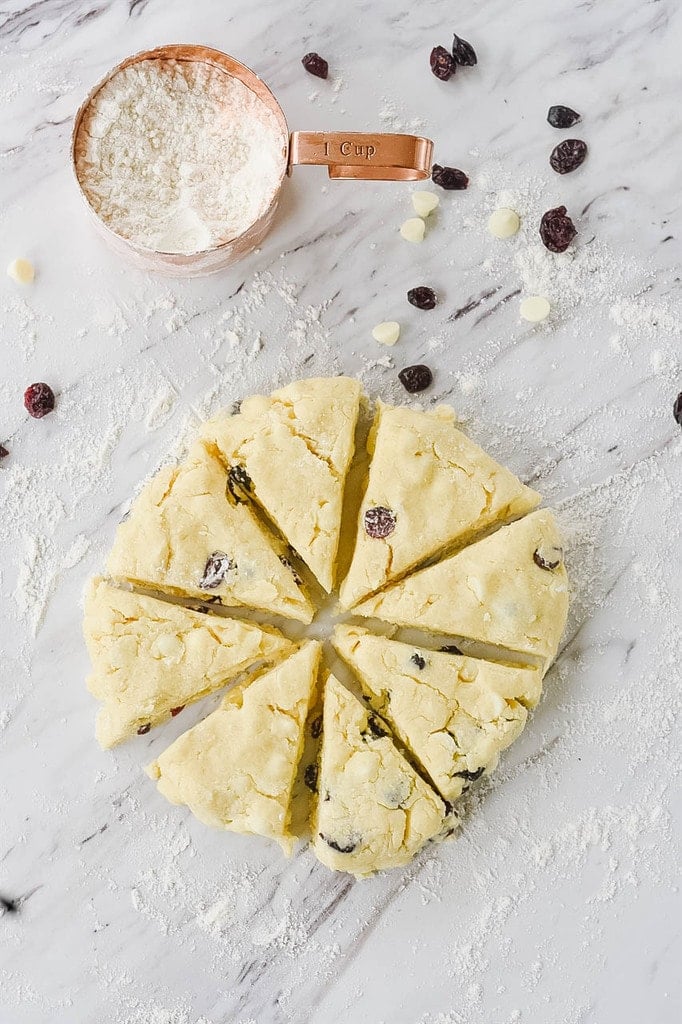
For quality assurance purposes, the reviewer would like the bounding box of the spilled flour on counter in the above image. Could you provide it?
[2,145,681,1024]
[0,268,339,647]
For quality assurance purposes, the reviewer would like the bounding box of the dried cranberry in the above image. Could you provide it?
[0,444,8,460]
[23,382,55,419]
[411,652,426,670]
[0,895,18,913]
[533,546,564,571]
[301,52,328,79]
[170,705,185,717]
[440,644,463,655]
[674,392,682,426]
[310,714,323,739]
[431,164,469,190]
[227,465,252,504]
[547,105,581,129]
[430,45,456,80]
[320,834,358,854]
[366,715,388,739]
[364,506,396,539]
[398,364,433,393]
[453,765,485,782]
[550,138,588,174]
[407,286,437,310]
[451,33,477,66]
[137,723,151,736]
[199,551,235,589]
[539,205,577,253]
[304,764,318,792]
[279,554,302,586]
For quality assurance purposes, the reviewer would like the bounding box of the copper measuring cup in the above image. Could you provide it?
[71,44,434,277]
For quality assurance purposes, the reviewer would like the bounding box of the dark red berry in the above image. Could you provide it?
[0,444,8,460]
[301,52,328,79]
[227,464,252,504]
[407,286,437,310]
[550,139,588,174]
[398,364,433,394]
[451,33,477,66]
[533,546,563,571]
[200,551,235,590]
[431,164,469,190]
[310,714,323,739]
[0,895,18,913]
[170,706,185,717]
[547,105,581,129]
[430,46,456,81]
[24,382,55,419]
[539,205,577,253]
[673,392,682,426]
[304,764,318,792]
[364,506,396,539]
[137,723,151,735]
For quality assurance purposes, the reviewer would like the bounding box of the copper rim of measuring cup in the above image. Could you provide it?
[71,44,434,277]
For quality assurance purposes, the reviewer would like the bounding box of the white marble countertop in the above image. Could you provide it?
[1,1,680,1022]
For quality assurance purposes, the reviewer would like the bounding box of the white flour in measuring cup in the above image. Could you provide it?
[74,59,287,255]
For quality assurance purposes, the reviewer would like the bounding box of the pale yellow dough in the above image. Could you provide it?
[340,402,540,608]
[200,377,361,592]
[333,624,542,804]
[86,376,571,878]
[354,508,569,670]
[147,641,321,852]
[312,674,446,877]
[83,577,295,748]
[106,443,313,622]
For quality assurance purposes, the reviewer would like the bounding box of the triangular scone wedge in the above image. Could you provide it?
[200,377,362,592]
[147,641,322,853]
[339,402,540,608]
[106,443,313,623]
[333,624,542,804]
[354,508,569,671]
[83,577,295,749]
[312,674,446,877]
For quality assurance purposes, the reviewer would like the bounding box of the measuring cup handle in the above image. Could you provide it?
[288,131,433,181]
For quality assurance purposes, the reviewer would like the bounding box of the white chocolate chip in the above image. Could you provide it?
[150,634,185,663]
[412,191,440,218]
[371,321,401,346]
[520,295,551,323]
[7,257,35,284]
[400,217,426,243]
[487,208,520,239]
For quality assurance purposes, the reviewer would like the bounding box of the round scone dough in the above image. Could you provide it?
[83,577,295,748]
[106,442,314,623]
[339,401,540,609]
[200,376,361,593]
[85,376,569,877]
[312,674,448,877]
[333,624,541,804]
[148,641,321,853]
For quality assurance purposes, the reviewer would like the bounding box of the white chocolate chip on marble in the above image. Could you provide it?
[400,217,426,243]
[488,208,521,239]
[372,321,401,346]
[7,257,35,284]
[412,192,440,218]
[520,295,551,323]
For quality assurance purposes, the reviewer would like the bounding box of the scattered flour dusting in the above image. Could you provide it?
[0,268,336,650]
[1,131,680,1024]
